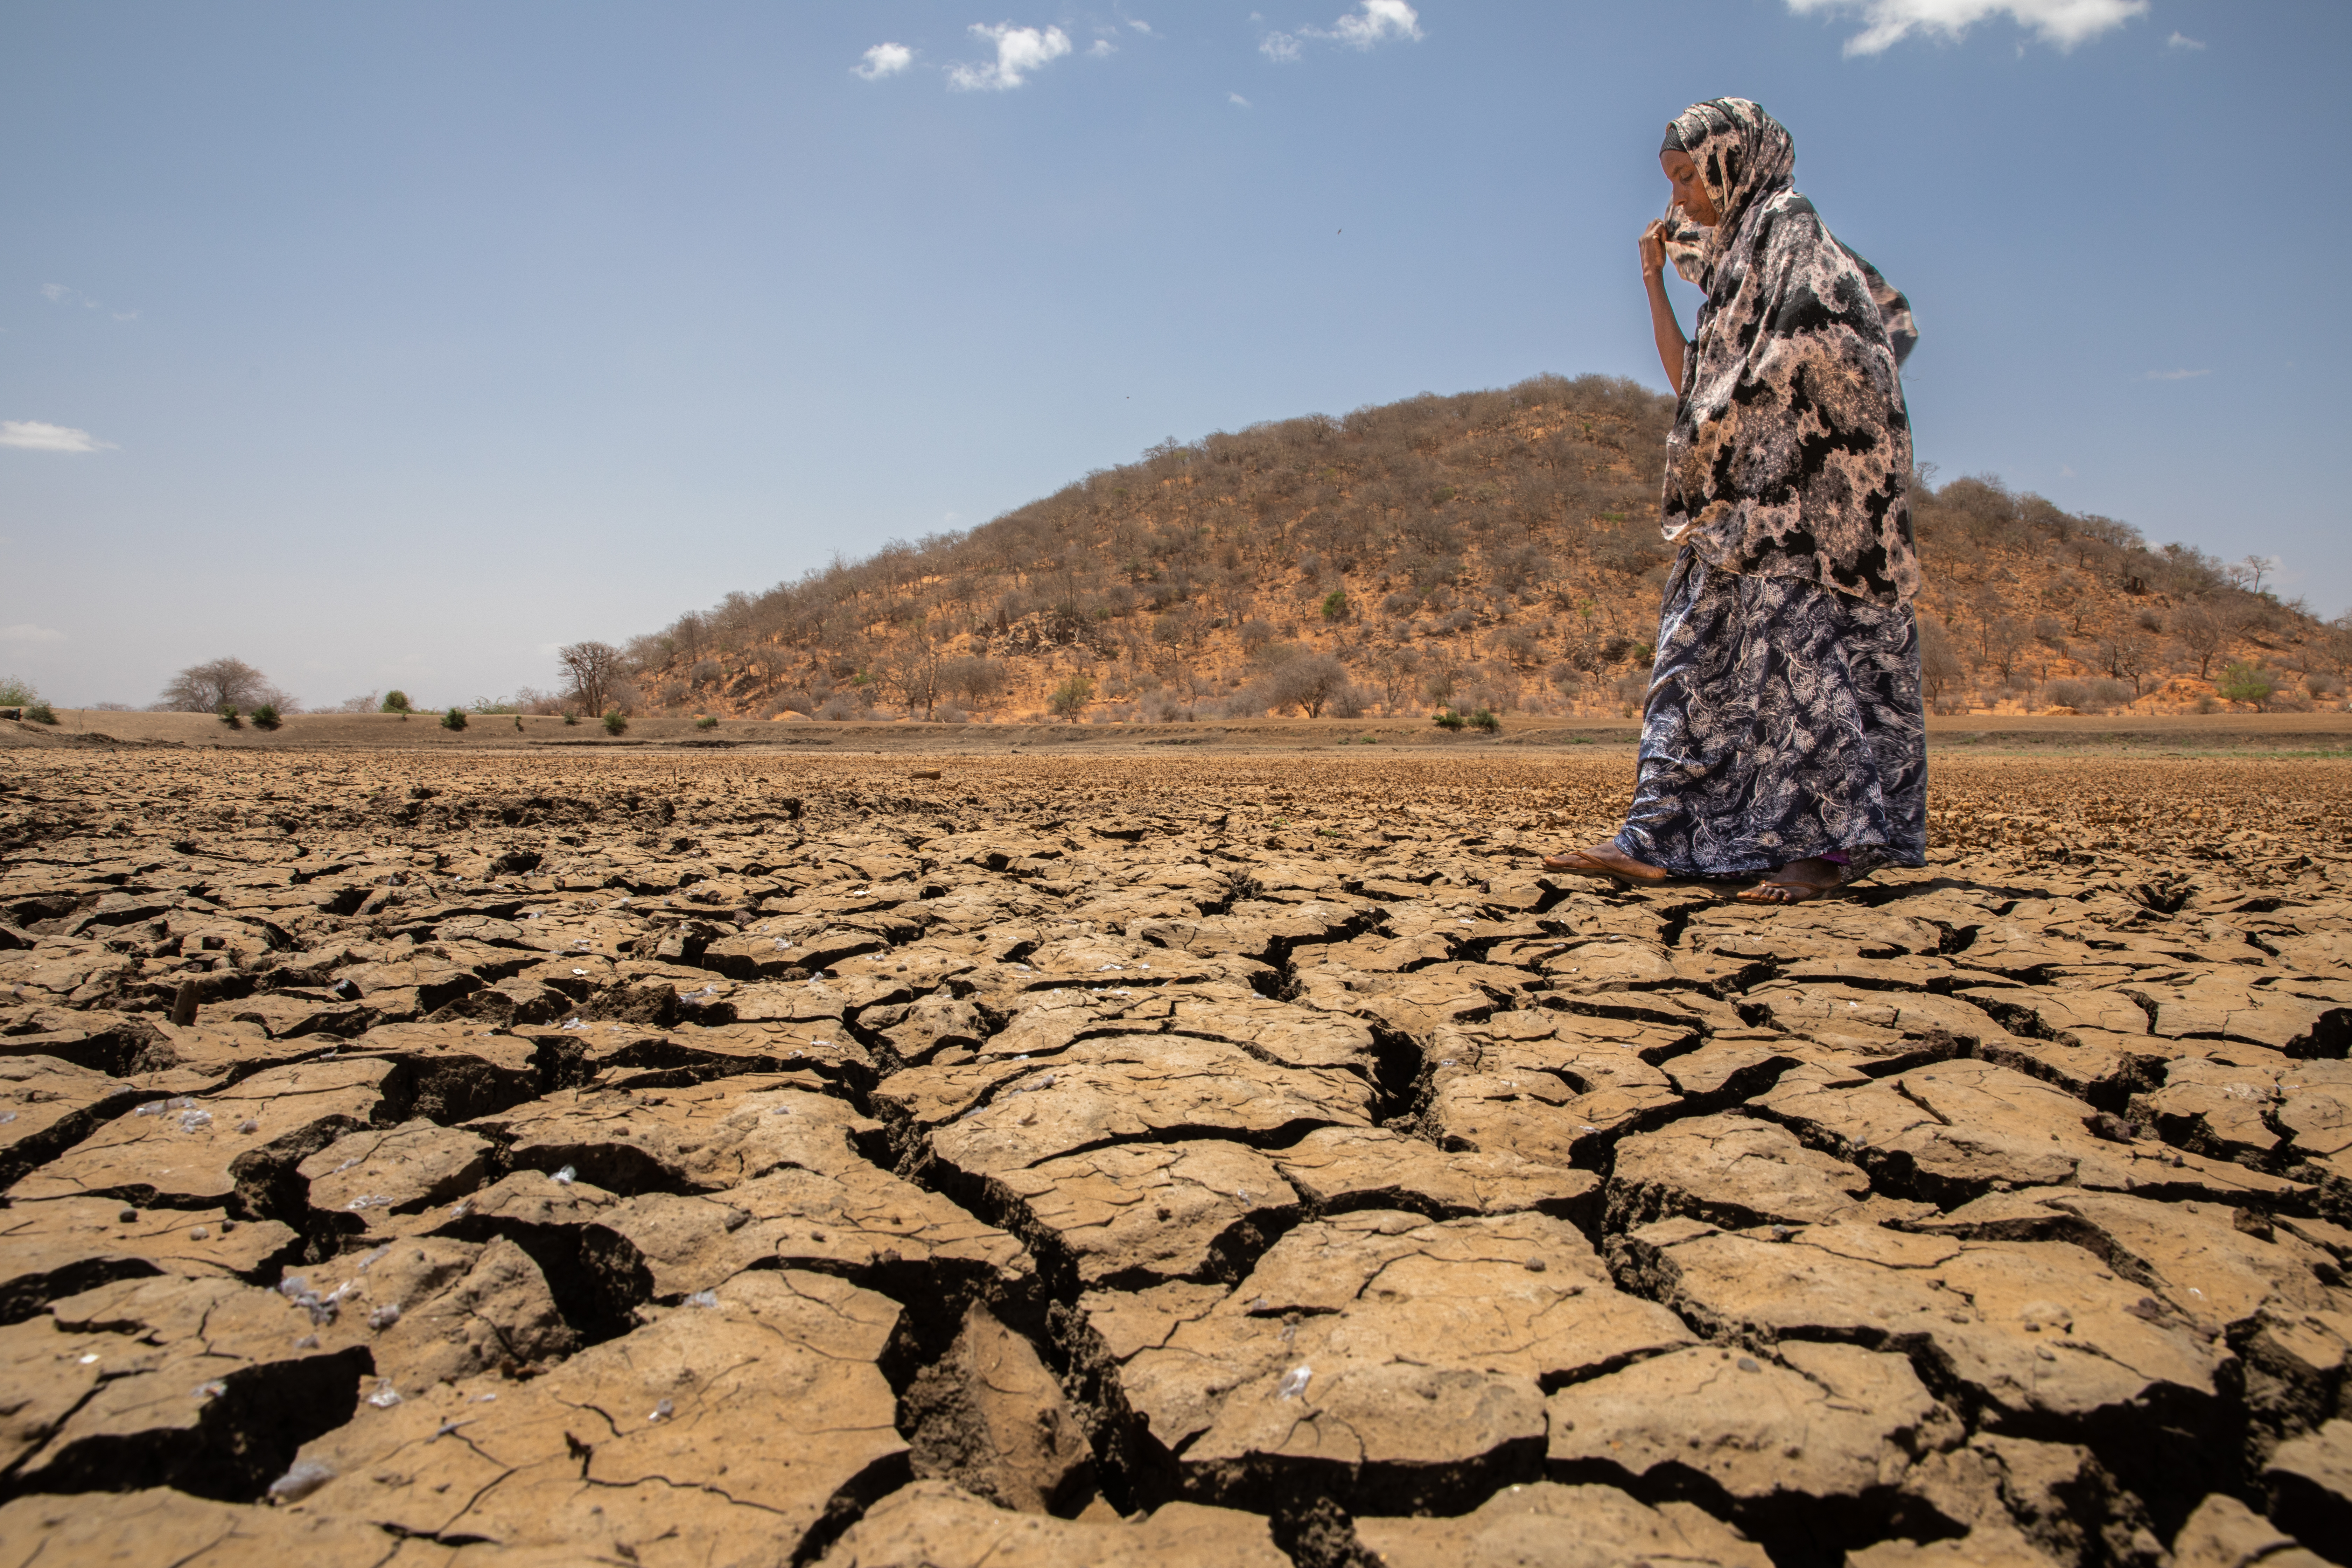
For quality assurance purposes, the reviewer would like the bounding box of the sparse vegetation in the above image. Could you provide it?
[2217,662,2278,712]
[1434,707,1466,730]
[1468,707,1500,733]
[23,701,57,725]
[0,676,38,707]
[563,711,580,726]
[160,658,294,716]
[382,691,412,714]
[442,707,468,730]
[696,715,719,730]
[1047,673,1096,719]
[250,703,281,731]
[217,704,242,729]
[537,376,2335,724]
[603,709,628,735]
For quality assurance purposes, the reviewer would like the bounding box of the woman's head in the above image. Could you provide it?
[1660,99,1793,236]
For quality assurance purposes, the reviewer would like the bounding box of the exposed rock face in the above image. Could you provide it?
[2,750,2348,1564]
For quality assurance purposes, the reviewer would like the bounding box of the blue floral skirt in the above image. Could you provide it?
[1615,548,1927,878]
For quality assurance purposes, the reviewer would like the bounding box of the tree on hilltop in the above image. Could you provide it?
[155,658,295,714]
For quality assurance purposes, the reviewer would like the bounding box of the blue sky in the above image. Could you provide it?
[5,0,2345,708]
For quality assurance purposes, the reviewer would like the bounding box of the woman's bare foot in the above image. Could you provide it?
[1734,856,1849,904]
[1541,841,1670,883]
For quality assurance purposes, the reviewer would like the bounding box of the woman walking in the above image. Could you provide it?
[1546,98,1926,904]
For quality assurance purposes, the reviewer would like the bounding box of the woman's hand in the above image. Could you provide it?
[1640,219,1670,281]
[1641,220,1687,391]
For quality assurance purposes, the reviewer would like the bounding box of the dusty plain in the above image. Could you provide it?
[1,739,2349,1567]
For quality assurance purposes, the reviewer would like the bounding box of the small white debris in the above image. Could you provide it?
[78,1352,99,1365]
[685,1290,720,1309]
[369,1304,402,1331]
[367,1378,402,1406]
[0,1111,14,1125]
[268,1459,336,1502]
[347,1195,394,1211]
[195,1379,227,1400]
[769,1103,794,1115]
[572,967,588,975]
[649,1398,674,1423]
[1276,1365,1312,1400]
[236,1118,259,1134]
[449,1200,470,1219]
[551,1165,577,1185]
[190,1226,210,1240]
[357,1244,392,1269]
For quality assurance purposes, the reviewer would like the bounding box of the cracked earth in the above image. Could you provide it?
[1,751,2348,1567]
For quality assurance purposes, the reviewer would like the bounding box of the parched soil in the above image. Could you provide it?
[1,750,2347,1567]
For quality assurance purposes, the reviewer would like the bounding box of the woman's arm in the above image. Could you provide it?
[1640,219,1688,391]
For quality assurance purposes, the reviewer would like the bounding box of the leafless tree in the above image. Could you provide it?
[2172,602,2232,679]
[1266,652,1350,718]
[1983,616,2027,682]
[156,657,287,713]
[1917,616,1965,703]
[558,641,626,715]
[2100,629,2155,696]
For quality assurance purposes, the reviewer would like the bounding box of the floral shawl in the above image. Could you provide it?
[1656,98,1921,604]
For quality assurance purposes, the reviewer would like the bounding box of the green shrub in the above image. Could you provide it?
[1047,673,1095,719]
[1433,707,1466,730]
[24,701,57,725]
[1320,589,1349,622]
[603,710,628,735]
[1468,708,1501,733]
[0,676,38,707]
[250,703,281,731]
[442,707,467,730]
[381,690,412,713]
[2217,662,2277,711]
[562,711,579,726]
[218,703,243,729]
[696,715,719,730]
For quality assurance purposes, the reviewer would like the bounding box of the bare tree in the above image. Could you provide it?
[156,657,283,713]
[1982,615,2027,683]
[558,641,626,715]
[2173,602,2232,679]
[2100,629,2155,696]
[1917,616,1965,704]
[1266,652,1350,717]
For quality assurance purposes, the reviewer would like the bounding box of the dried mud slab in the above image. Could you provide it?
[3,750,2350,1564]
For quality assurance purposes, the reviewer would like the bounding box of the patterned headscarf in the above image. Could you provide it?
[1659,98,1914,365]
[1653,98,1922,603]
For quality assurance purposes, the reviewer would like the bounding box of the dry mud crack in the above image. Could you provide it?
[1,751,2348,1567]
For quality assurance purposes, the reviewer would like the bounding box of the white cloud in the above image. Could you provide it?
[2059,464,2077,477]
[0,420,114,453]
[947,23,1072,91]
[40,284,71,303]
[2144,368,2210,380]
[2167,30,2204,50]
[1329,0,1422,48]
[1785,0,2146,55]
[1262,2,1420,61]
[1128,18,1154,33]
[1089,38,1116,56]
[854,42,913,80]
[1228,91,1253,106]
[1,624,65,644]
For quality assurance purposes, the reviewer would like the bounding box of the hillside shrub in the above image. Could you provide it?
[0,676,37,707]
[218,704,242,729]
[603,709,628,735]
[382,691,412,713]
[2217,662,2277,711]
[24,701,57,725]
[1320,589,1349,622]
[1468,708,1501,733]
[562,711,579,726]
[250,703,281,731]
[1048,673,1095,719]
[1434,707,1466,730]
[696,715,719,730]
[442,707,467,730]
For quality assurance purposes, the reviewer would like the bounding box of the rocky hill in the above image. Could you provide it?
[611,373,2349,723]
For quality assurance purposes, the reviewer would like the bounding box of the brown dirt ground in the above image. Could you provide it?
[0,746,2346,1567]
